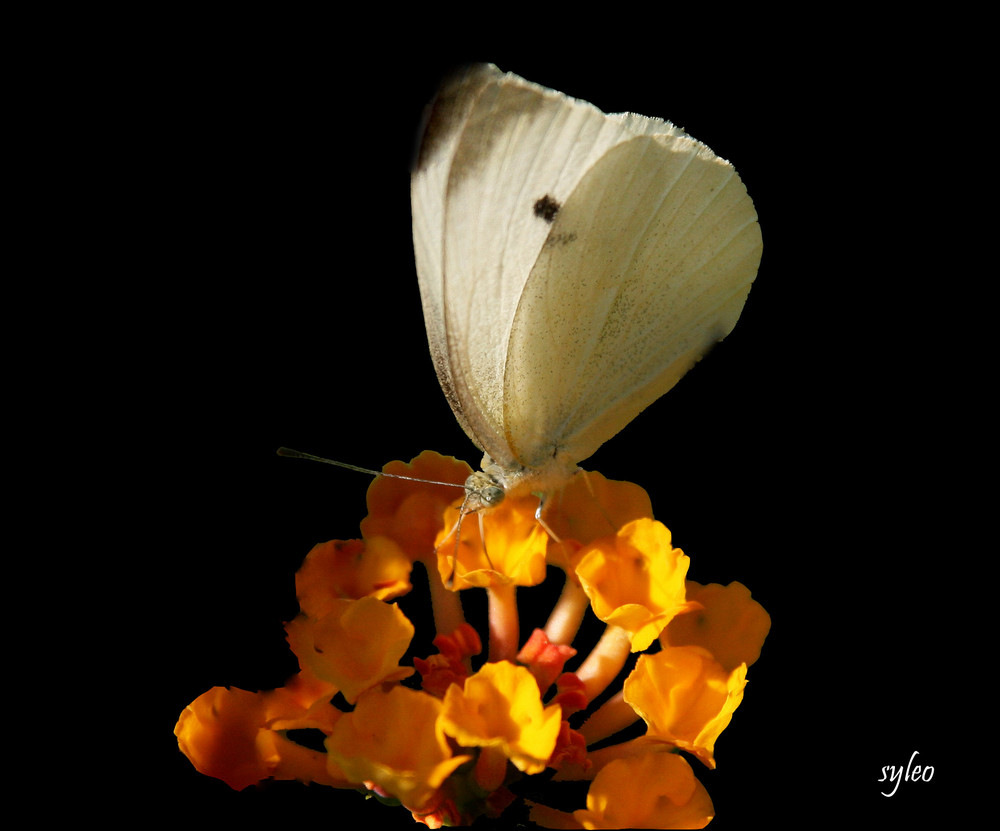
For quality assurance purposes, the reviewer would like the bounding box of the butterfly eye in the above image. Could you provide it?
[462,471,507,511]
[478,485,505,508]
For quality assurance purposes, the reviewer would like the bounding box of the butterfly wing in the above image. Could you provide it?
[503,128,762,469]
[412,64,761,485]
[411,64,687,472]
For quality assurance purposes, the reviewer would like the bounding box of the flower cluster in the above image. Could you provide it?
[175,451,770,828]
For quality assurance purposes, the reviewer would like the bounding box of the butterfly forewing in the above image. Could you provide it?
[411,63,762,496]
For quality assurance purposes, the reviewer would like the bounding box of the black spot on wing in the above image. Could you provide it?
[533,194,560,223]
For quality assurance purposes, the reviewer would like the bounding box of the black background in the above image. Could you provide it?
[53,12,983,828]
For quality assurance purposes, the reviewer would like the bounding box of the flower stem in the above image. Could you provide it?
[543,577,589,646]
[487,581,519,662]
[474,745,508,793]
[552,736,651,782]
[578,690,640,745]
[426,560,465,640]
[573,625,631,702]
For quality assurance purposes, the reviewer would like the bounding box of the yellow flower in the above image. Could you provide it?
[623,647,747,769]
[661,580,771,671]
[440,660,563,774]
[435,493,549,589]
[295,536,412,612]
[575,519,698,651]
[572,748,714,829]
[284,596,415,702]
[542,471,654,574]
[326,684,471,811]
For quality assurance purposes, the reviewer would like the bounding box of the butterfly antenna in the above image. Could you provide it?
[277,447,468,490]
[279,448,494,589]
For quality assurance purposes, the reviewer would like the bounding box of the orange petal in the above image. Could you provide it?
[175,683,349,790]
[573,748,714,829]
[661,581,771,672]
[295,537,412,613]
[360,451,472,561]
[285,596,414,702]
[326,684,471,810]
[543,470,654,567]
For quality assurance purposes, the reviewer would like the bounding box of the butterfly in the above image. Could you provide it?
[410,63,762,513]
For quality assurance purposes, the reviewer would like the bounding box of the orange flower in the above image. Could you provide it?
[326,684,471,810]
[575,519,698,651]
[623,647,747,769]
[572,748,714,829]
[360,451,472,560]
[174,674,348,791]
[178,451,769,827]
[285,596,415,702]
[295,536,412,611]
[661,580,771,672]
[414,622,483,698]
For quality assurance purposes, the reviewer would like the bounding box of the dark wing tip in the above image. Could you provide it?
[410,63,502,174]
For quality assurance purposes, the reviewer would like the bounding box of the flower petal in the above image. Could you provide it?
[516,628,577,694]
[175,686,272,790]
[576,519,696,651]
[440,660,563,774]
[435,495,548,589]
[295,536,412,612]
[573,748,714,829]
[285,596,414,702]
[623,647,747,769]
[544,470,654,571]
[175,682,349,791]
[326,684,471,810]
[360,451,472,560]
[661,581,771,672]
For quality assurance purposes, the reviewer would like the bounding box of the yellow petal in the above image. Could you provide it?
[623,647,746,769]
[440,660,563,774]
[576,519,695,651]
[436,495,548,589]
[542,471,654,572]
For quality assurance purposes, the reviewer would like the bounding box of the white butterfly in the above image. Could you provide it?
[411,64,762,510]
